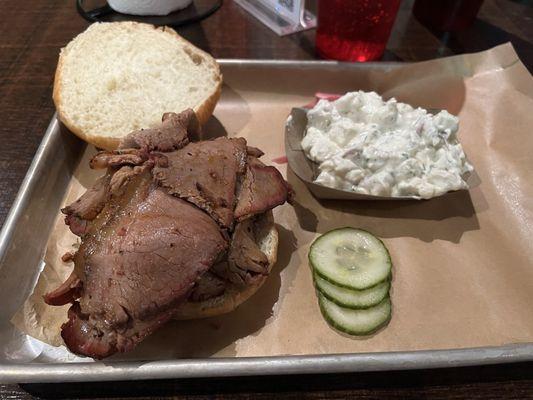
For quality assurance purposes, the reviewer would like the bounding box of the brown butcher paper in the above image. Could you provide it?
[12,43,533,361]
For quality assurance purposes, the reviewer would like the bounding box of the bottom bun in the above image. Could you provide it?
[173,211,278,320]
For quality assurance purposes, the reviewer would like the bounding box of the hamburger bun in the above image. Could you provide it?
[53,21,222,150]
[174,211,278,320]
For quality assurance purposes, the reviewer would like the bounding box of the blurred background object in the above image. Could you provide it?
[107,0,194,16]
[77,0,222,27]
[413,0,485,31]
[315,0,401,62]
[234,0,316,36]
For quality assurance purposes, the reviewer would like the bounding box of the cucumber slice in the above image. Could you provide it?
[318,293,391,336]
[314,273,390,309]
[309,228,392,290]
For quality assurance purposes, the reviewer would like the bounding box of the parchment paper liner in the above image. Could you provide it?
[10,43,533,362]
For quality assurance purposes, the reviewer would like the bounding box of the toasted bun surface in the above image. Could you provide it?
[174,211,278,320]
[53,22,222,150]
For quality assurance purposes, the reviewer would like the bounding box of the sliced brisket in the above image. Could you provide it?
[153,137,247,228]
[234,157,291,221]
[229,219,269,275]
[62,174,111,236]
[43,271,82,306]
[89,150,146,170]
[189,271,226,302]
[60,172,227,358]
[118,110,196,152]
[109,165,146,196]
[211,218,269,288]
[46,109,292,359]
[246,146,264,158]
[62,175,110,221]
[62,302,176,359]
[62,166,147,237]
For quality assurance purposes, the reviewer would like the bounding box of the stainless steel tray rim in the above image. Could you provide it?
[216,58,402,71]
[0,117,60,264]
[1,343,533,383]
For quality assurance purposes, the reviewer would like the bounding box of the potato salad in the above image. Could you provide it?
[301,91,473,199]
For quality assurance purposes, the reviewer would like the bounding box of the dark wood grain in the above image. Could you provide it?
[1,0,533,398]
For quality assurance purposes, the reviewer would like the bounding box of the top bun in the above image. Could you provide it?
[53,22,222,150]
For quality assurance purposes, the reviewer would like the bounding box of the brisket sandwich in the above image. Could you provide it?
[44,110,291,359]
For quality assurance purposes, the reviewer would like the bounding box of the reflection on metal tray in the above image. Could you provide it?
[0,60,532,383]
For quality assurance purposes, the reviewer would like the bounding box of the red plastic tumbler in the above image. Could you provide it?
[316,0,401,62]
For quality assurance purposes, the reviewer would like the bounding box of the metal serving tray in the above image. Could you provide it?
[1,60,532,383]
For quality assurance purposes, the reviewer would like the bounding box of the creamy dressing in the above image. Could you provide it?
[301,91,473,199]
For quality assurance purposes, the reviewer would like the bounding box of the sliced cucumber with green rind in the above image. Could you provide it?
[318,292,391,336]
[314,273,390,309]
[309,228,392,290]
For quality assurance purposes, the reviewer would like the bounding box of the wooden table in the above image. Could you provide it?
[1,0,532,398]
